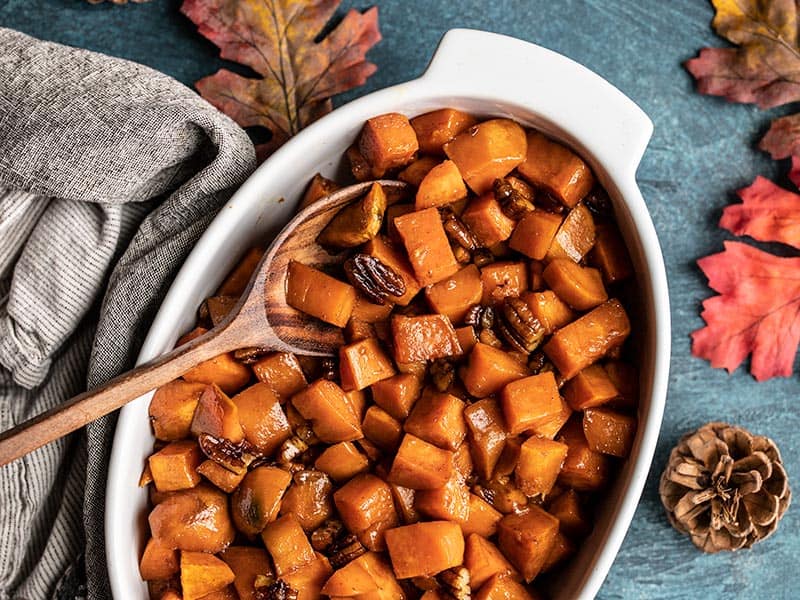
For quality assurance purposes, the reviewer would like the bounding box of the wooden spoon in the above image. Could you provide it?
[0,180,408,466]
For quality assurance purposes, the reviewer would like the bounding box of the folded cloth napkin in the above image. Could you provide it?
[0,27,256,599]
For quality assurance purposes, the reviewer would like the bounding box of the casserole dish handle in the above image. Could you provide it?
[420,29,653,179]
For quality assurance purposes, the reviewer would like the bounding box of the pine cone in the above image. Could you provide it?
[660,422,791,553]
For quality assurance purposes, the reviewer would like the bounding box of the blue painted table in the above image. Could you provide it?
[0,1,797,598]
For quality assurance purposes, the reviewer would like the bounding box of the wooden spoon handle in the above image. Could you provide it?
[0,321,248,466]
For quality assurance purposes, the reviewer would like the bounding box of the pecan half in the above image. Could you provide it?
[497,297,545,354]
[493,177,534,219]
[441,208,479,251]
[311,519,346,552]
[344,254,406,305]
[431,359,455,392]
[464,305,495,330]
[438,566,471,600]
[198,434,258,475]
[328,533,367,569]
[474,476,528,513]
[254,579,298,600]
[583,186,613,220]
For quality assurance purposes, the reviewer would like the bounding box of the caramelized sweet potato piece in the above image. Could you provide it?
[286,261,356,327]
[182,347,251,395]
[347,144,374,181]
[461,193,516,247]
[604,360,639,409]
[462,343,529,398]
[547,489,590,538]
[217,247,264,297]
[415,475,470,521]
[492,437,522,478]
[280,470,334,531]
[521,290,574,335]
[527,396,572,440]
[362,236,421,305]
[148,440,203,492]
[251,352,308,402]
[261,514,316,575]
[500,372,562,435]
[197,460,246,493]
[425,264,483,323]
[464,534,518,591]
[282,552,333,600]
[514,436,569,497]
[351,294,395,323]
[399,156,440,187]
[149,484,235,552]
[455,325,478,355]
[388,434,455,490]
[358,113,419,176]
[140,538,179,581]
[415,159,468,209]
[543,258,607,311]
[541,530,575,572]
[404,389,467,451]
[291,379,363,443]
[314,441,370,482]
[202,295,238,326]
[391,313,462,363]
[444,119,527,194]
[385,521,465,579]
[339,337,396,391]
[545,203,596,263]
[190,384,244,442]
[231,466,292,535]
[318,182,387,250]
[453,442,474,481]
[464,399,507,480]
[557,418,610,491]
[370,372,422,419]
[321,551,405,599]
[583,407,637,457]
[509,210,563,260]
[333,474,399,551]
[497,506,559,582]
[180,551,235,600]
[230,383,291,454]
[475,574,535,600]
[459,493,503,538]
[411,108,477,155]
[149,380,208,441]
[221,546,273,600]
[394,207,459,286]
[518,131,594,208]
[543,299,630,379]
[589,223,634,284]
[389,481,419,525]
[300,173,340,209]
[362,405,404,452]
[480,262,528,305]
[563,364,621,410]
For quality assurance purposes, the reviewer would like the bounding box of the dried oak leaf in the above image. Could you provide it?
[719,176,800,249]
[691,241,800,381]
[685,0,800,109]
[181,0,381,160]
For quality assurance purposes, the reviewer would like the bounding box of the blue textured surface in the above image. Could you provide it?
[0,1,798,598]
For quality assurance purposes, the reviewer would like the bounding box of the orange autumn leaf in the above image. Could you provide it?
[692,241,800,381]
[181,0,381,160]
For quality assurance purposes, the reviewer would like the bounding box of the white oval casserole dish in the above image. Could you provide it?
[106,28,670,600]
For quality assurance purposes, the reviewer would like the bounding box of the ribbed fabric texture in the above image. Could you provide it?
[0,27,256,600]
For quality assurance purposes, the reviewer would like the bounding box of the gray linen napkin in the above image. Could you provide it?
[0,27,256,599]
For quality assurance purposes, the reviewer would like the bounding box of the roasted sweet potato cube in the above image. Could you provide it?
[261,514,315,575]
[453,442,474,480]
[300,172,340,209]
[190,384,244,442]
[462,343,529,398]
[589,223,633,284]
[362,236,421,305]
[455,326,478,355]
[464,534,518,591]
[231,466,291,535]
[415,159,468,209]
[475,574,535,600]
[282,552,333,600]
[547,489,590,538]
[399,155,440,187]
[583,407,637,457]
[347,144,374,181]
[546,203,596,263]
[500,372,563,435]
[351,294,395,323]
[444,119,527,194]
[280,470,334,531]
[150,485,235,552]
[497,506,560,582]
[459,493,503,538]
[221,546,273,600]
[385,521,465,579]
[411,108,477,155]
[370,372,422,419]
[286,261,356,327]
[314,441,370,482]
[388,434,455,490]
[358,113,419,176]
[391,313,462,363]
[217,247,264,297]
[542,530,575,573]
[321,551,404,598]
[345,389,368,422]
[527,396,572,439]
[557,418,611,491]
[564,363,621,411]
[480,262,528,305]
[339,338,396,391]
[333,474,399,551]
[148,440,203,492]
[425,264,483,323]
[182,349,251,395]
[493,437,523,478]
[140,537,179,581]
[509,210,563,260]
[202,295,238,327]
[518,131,594,208]
[389,481,419,525]
[180,551,235,600]
[521,290,574,335]
[362,406,404,452]
[415,475,470,521]
[149,380,208,441]
[291,379,362,443]
[197,460,246,493]
[515,437,569,497]
[345,319,376,343]
[462,193,516,247]
[604,360,639,409]
[464,399,507,480]
[543,258,607,311]
[230,383,291,454]
[404,389,467,450]
[252,352,308,402]
[543,299,630,379]
[394,207,459,286]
